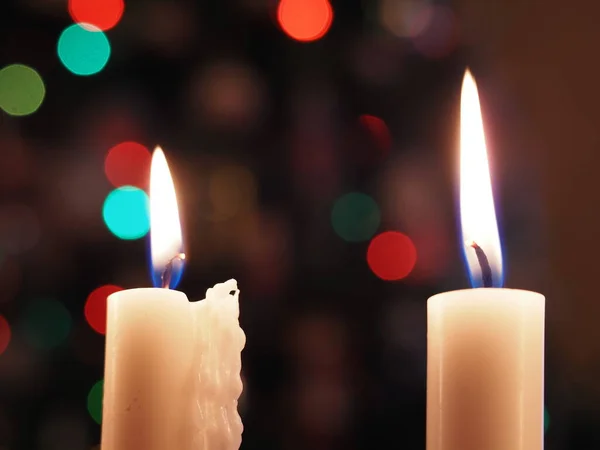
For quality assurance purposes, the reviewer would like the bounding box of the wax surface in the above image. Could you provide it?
[191,280,245,449]
[427,288,544,450]
[101,280,245,450]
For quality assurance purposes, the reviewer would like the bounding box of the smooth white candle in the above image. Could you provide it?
[426,71,545,450]
[427,288,544,450]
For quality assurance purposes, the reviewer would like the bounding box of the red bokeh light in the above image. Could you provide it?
[84,285,123,334]
[367,231,417,281]
[277,0,333,42]
[68,0,125,31]
[104,142,152,189]
[0,315,11,355]
[359,114,392,155]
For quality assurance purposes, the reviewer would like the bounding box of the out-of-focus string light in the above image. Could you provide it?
[0,204,41,255]
[0,64,45,116]
[68,0,125,31]
[367,231,417,280]
[0,315,11,356]
[359,114,392,155]
[331,193,381,242]
[102,186,150,240]
[22,299,72,350]
[104,142,152,189]
[410,5,458,59]
[58,24,111,76]
[209,165,257,221]
[85,285,123,334]
[87,380,103,424]
[190,61,265,131]
[277,0,333,42]
[379,0,429,38]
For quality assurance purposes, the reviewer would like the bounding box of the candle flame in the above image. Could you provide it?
[459,70,503,288]
[150,147,185,289]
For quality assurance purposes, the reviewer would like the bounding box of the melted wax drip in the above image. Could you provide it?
[192,279,245,450]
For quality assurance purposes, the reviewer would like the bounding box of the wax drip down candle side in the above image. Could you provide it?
[101,147,246,450]
[425,70,545,450]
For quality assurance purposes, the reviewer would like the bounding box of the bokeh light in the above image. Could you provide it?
[410,5,458,59]
[69,0,125,31]
[36,409,89,450]
[0,204,41,255]
[331,193,380,242]
[359,114,392,155]
[0,64,45,116]
[277,0,333,42]
[102,186,150,240]
[190,61,265,131]
[379,0,429,38]
[57,24,111,76]
[0,315,11,355]
[367,231,417,281]
[87,380,103,424]
[22,299,72,349]
[545,407,550,434]
[85,285,123,334]
[104,142,152,189]
[209,165,257,221]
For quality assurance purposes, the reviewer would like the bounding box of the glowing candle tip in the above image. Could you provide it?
[150,146,185,289]
[459,69,503,287]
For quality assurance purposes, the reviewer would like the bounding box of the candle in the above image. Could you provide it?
[101,147,246,450]
[426,71,545,450]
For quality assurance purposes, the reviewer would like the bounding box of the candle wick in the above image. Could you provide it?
[469,241,493,288]
[161,253,186,289]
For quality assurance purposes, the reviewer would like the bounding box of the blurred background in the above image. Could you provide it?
[1,0,598,448]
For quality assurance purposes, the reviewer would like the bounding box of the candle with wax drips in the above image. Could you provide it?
[101,148,245,450]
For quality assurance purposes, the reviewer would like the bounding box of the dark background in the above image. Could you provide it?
[0,0,593,448]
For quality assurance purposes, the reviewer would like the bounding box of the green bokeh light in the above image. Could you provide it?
[87,380,103,424]
[57,24,111,76]
[0,64,46,116]
[22,299,72,349]
[102,186,150,240]
[544,407,550,434]
[331,192,381,242]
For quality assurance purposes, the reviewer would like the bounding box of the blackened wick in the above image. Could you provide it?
[470,242,493,288]
[161,253,186,289]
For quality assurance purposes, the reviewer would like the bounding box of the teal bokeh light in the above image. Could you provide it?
[22,299,72,350]
[57,24,111,76]
[331,192,381,242]
[103,186,150,240]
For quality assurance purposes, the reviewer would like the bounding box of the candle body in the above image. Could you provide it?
[427,288,544,450]
[102,288,193,449]
[102,281,245,450]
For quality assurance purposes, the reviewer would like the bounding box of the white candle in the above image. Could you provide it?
[426,71,545,450]
[101,148,245,450]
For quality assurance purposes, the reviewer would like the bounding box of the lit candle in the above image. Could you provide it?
[101,147,246,450]
[426,71,545,450]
